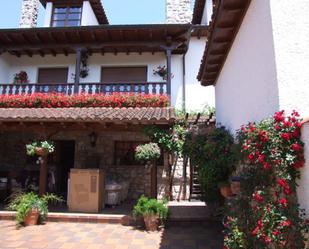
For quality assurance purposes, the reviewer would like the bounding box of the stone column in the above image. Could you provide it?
[166,0,193,24]
[20,0,39,28]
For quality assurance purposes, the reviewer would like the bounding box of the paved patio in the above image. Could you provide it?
[0,220,223,249]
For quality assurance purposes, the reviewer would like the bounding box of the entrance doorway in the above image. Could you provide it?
[54,141,75,200]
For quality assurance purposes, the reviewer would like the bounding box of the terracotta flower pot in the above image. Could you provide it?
[231,181,241,195]
[220,185,233,198]
[143,214,159,231]
[35,147,48,156]
[24,208,39,226]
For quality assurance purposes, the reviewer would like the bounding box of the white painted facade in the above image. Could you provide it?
[201,0,213,25]
[81,1,99,26]
[203,0,309,215]
[0,36,214,111]
[43,2,53,27]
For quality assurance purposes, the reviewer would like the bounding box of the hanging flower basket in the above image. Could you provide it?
[26,141,55,156]
[35,147,49,156]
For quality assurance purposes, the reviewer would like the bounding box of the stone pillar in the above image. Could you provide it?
[20,0,39,28]
[166,0,193,24]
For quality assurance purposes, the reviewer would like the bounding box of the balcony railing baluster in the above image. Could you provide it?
[0,82,167,96]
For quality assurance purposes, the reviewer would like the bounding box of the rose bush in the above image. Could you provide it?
[0,93,170,108]
[224,110,308,249]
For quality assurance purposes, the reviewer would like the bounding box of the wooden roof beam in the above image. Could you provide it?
[38,50,45,57]
[50,49,57,57]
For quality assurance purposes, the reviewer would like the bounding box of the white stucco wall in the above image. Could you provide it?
[2,52,208,109]
[215,0,279,133]
[0,55,11,83]
[298,123,309,217]
[81,1,99,26]
[201,0,213,25]
[185,37,215,111]
[270,0,309,116]
[43,2,53,27]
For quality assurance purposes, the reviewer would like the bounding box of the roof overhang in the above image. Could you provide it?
[192,0,206,24]
[197,0,252,86]
[0,107,176,125]
[39,0,109,24]
[0,24,207,56]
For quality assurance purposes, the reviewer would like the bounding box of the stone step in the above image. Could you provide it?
[167,201,211,221]
[0,211,132,225]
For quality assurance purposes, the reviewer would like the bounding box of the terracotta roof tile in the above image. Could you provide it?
[0,107,176,124]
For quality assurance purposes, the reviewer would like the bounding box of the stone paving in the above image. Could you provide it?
[0,220,223,249]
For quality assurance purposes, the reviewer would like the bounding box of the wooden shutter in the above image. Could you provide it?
[38,68,69,84]
[101,67,147,83]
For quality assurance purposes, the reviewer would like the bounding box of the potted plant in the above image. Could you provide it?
[135,142,161,163]
[26,141,55,157]
[218,181,233,198]
[13,71,29,84]
[133,195,168,231]
[153,66,174,80]
[230,176,241,195]
[7,192,62,226]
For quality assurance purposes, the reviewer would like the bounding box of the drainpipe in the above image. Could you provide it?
[182,54,186,112]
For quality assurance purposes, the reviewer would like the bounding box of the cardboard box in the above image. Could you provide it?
[68,169,105,213]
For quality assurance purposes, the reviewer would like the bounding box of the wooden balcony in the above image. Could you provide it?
[0,82,167,95]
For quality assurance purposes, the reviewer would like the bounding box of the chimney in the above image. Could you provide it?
[20,0,39,28]
[166,0,193,24]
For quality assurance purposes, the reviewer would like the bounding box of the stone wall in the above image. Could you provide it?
[0,128,171,200]
[20,0,39,28]
[166,0,193,24]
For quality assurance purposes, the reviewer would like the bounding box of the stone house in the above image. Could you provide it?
[194,0,309,216]
[0,0,215,206]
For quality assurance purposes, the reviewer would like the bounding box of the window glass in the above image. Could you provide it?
[54,7,66,13]
[52,6,82,27]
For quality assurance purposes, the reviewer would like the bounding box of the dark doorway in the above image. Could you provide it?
[54,141,75,199]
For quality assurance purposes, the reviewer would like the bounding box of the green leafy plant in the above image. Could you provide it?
[7,192,62,225]
[135,143,161,162]
[133,195,168,222]
[144,124,186,155]
[224,110,309,248]
[183,127,239,202]
[26,140,55,156]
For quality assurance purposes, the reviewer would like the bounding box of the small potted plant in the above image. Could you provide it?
[13,71,29,84]
[7,192,62,226]
[133,195,168,231]
[26,141,55,157]
[218,181,233,198]
[153,66,174,80]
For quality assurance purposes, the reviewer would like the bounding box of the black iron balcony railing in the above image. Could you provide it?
[0,82,167,95]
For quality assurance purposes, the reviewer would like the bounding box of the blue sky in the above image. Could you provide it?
[0,0,166,28]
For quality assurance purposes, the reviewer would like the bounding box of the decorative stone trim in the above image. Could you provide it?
[20,0,39,28]
[166,0,193,24]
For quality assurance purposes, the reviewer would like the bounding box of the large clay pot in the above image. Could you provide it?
[24,208,39,226]
[35,147,48,156]
[220,185,233,198]
[143,214,159,231]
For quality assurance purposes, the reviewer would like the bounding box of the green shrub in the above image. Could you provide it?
[133,195,168,222]
[135,143,161,162]
[184,127,239,202]
[7,192,62,225]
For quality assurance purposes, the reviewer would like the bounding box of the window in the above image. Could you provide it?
[101,67,148,83]
[114,141,164,166]
[52,6,82,27]
[38,68,68,84]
